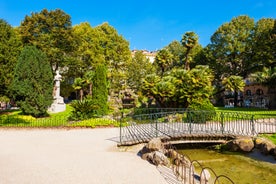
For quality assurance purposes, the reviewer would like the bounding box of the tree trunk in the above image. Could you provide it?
[89,83,92,97]
[80,89,83,101]
[234,90,238,107]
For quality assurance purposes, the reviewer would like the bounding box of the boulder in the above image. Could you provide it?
[255,137,276,155]
[143,151,169,166]
[227,136,254,152]
[166,149,178,160]
[146,138,163,151]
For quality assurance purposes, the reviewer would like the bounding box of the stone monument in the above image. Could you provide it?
[48,70,66,113]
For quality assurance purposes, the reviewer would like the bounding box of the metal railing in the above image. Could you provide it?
[119,109,276,145]
[165,142,235,184]
[0,114,119,128]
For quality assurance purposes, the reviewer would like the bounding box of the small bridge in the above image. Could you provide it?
[118,110,276,146]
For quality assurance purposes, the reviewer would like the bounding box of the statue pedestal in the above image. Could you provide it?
[48,96,66,113]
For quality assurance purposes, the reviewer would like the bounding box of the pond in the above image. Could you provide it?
[178,148,276,184]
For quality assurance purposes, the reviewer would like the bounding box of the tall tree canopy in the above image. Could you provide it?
[207,15,255,78]
[165,40,186,67]
[10,46,53,117]
[95,23,131,93]
[0,19,22,97]
[126,50,155,92]
[72,22,105,77]
[250,18,275,71]
[19,9,74,72]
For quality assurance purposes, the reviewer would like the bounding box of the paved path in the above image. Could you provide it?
[0,128,167,184]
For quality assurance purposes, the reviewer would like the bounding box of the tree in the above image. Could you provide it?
[165,40,186,67]
[250,18,275,71]
[83,71,95,96]
[72,22,105,76]
[10,46,53,117]
[142,66,214,108]
[207,15,255,78]
[19,9,74,72]
[181,31,199,70]
[249,67,276,108]
[0,19,22,97]
[126,50,155,92]
[72,77,86,101]
[154,49,173,76]
[222,75,245,106]
[95,23,131,93]
[92,64,108,115]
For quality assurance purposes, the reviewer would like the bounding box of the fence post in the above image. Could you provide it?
[188,111,192,134]
[119,118,122,144]
[155,117,158,137]
[251,115,255,136]
[220,112,224,134]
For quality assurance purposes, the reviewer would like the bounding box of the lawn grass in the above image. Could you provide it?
[0,106,275,128]
[0,105,119,128]
[215,107,276,119]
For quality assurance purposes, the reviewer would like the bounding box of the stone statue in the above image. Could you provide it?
[48,70,66,113]
[54,70,62,98]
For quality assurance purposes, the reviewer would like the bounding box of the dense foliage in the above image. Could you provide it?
[18,9,74,72]
[92,64,108,115]
[10,46,53,117]
[0,19,22,97]
[0,9,275,116]
[142,65,214,108]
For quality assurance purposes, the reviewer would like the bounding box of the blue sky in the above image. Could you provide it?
[0,0,275,51]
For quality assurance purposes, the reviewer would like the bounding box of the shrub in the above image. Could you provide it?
[187,99,216,123]
[10,46,53,117]
[69,97,99,120]
[92,64,108,116]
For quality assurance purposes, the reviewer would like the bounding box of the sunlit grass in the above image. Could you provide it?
[0,105,120,128]
[215,107,276,119]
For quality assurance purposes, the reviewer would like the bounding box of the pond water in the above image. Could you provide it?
[178,148,276,184]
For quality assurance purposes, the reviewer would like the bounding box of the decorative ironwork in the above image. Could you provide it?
[119,109,276,146]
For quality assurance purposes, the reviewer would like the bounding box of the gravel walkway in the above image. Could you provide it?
[0,128,167,184]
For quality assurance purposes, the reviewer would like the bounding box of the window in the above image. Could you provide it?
[256,89,263,95]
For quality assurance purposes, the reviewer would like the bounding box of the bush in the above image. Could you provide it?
[69,97,99,120]
[92,64,108,116]
[187,99,216,123]
[10,46,53,117]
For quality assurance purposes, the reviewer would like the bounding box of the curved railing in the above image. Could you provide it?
[165,142,235,184]
[119,110,276,146]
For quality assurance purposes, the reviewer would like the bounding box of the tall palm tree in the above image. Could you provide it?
[181,32,199,70]
[154,49,173,76]
[72,77,86,101]
[83,71,95,97]
[249,67,276,87]
[222,75,245,106]
[249,67,276,108]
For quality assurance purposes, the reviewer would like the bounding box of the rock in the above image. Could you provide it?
[227,136,254,152]
[141,152,150,160]
[255,137,276,155]
[146,138,163,152]
[152,151,169,166]
[166,149,178,160]
[138,145,150,155]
